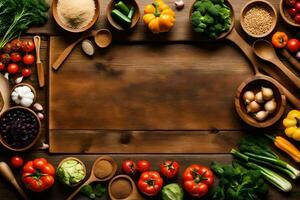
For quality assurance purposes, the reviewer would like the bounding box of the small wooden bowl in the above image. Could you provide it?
[0,106,41,151]
[240,0,277,38]
[279,0,300,28]
[57,157,87,187]
[52,0,100,33]
[11,83,37,107]
[235,76,286,128]
[106,0,140,31]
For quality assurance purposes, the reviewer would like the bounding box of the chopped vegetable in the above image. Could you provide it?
[162,183,184,200]
[115,1,130,16]
[211,161,267,200]
[191,0,231,39]
[56,159,86,186]
[127,7,135,20]
[111,9,132,28]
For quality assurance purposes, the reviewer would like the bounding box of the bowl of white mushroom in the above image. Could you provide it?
[235,76,286,128]
[11,83,36,108]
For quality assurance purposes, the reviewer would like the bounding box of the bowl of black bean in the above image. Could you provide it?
[0,106,41,151]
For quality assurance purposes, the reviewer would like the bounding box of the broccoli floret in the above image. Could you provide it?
[213,23,223,33]
[207,5,219,17]
[194,0,214,15]
[200,14,215,24]
[191,11,202,27]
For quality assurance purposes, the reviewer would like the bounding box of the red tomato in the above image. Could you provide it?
[0,53,10,64]
[122,160,137,175]
[286,0,296,7]
[183,164,214,198]
[0,62,5,71]
[10,39,23,51]
[137,160,151,172]
[7,63,19,74]
[10,52,22,63]
[11,156,24,168]
[22,158,55,192]
[138,171,163,196]
[287,38,300,52]
[2,43,12,53]
[288,8,297,17]
[22,68,32,77]
[295,2,300,11]
[160,160,180,178]
[23,54,35,65]
[22,40,35,53]
[295,14,300,24]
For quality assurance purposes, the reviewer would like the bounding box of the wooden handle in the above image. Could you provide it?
[33,36,41,63]
[33,36,45,87]
[0,162,29,200]
[281,49,300,72]
[66,178,93,200]
[226,28,260,74]
[52,35,88,71]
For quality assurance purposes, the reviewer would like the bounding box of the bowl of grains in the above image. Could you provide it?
[52,0,100,33]
[240,0,277,38]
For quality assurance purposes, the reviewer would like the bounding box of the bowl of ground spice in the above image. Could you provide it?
[52,0,100,33]
[240,0,277,38]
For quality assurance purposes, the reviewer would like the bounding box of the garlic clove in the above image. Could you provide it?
[243,91,255,104]
[15,76,23,84]
[37,112,44,121]
[246,101,261,113]
[33,103,43,112]
[261,87,273,101]
[4,73,9,80]
[264,99,277,114]
[253,110,269,121]
[175,0,184,10]
[255,91,264,104]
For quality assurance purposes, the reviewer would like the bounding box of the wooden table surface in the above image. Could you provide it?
[1,0,300,199]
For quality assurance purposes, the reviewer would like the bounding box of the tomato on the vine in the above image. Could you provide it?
[138,171,163,196]
[22,40,35,53]
[22,68,32,77]
[160,160,180,178]
[0,62,5,71]
[10,52,22,63]
[11,156,23,168]
[7,63,19,74]
[137,160,151,173]
[122,160,137,175]
[10,39,23,51]
[23,54,35,65]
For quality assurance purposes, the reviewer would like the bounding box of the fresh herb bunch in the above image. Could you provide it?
[80,184,106,199]
[0,0,49,48]
[211,161,268,200]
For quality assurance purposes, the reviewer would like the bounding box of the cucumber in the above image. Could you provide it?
[127,6,135,20]
[111,9,132,28]
[115,1,130,15]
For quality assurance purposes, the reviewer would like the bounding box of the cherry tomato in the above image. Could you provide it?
[22,40,35,53]
[10,52,22,63]
[21,68,32,77]
[2,43,12,53]
[0,53,10,64]
[160,160,180,178]
[137,160,151,173]
[10,39,23,51]
[11,156,24,168]
[286,0,296,7]
[295,14,300,24]
[23,54,35,65]
[7,63,19,74]
[295,2,300,11]
[122,160,137,175]
[287,38,300,52]
[288,8,297,17]
[0,62,5,71]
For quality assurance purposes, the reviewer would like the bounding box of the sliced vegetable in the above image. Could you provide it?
[111,9,132,28]
[127,6,135,20]
[115,1,130,16]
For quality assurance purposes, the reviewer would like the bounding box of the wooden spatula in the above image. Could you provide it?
[33,36,45,87]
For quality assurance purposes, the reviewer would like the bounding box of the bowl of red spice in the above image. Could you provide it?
[280,0,300,28]
[240,0,277,38]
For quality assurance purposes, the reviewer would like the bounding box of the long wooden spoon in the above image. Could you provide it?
[0,162,29,200]
[280,48,300,72]
[253,39,300,89]
[33,36,45,87]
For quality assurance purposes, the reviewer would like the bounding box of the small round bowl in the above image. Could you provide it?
[0,106,41,151]
[279,0,300,28]
[52,0,100,33]
[235,76,286,128]
[106,0,140,31]
[11,83,37,107]
[240,0,277,38]
[57,157,86,187]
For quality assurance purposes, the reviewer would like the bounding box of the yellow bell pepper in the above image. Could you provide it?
[283,110,300,141]
[143,0,175,34]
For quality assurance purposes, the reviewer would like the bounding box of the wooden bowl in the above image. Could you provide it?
[240,0,277,38]
[11,83,37,107]
[52,0,100,33]
[235,76,286,128]
[279,0,300,28]
[57,157,87,187]
[189,0,235,40]
[106,0,140,31]
[0,106,42,151]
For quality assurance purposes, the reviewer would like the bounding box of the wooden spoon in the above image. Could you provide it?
[253,39,300,89]
[52,29,112,71]
[280,48,300,72]
[0,74,10,115]
[66,156,117,200]
[0,162,29,200]
[33,36,45,87]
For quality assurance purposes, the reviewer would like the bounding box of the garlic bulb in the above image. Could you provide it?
[11,85,35,107]
[264,99,277,114]
[253,110,269,121]
[246,101,261,113]
[261,87,273,101]
[255,91,264,104]
[243,91,255,104]
[175,0,184,9]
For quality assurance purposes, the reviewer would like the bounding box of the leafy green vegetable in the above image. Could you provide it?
[211,161,268,200]
[56,160,86,186]
[0,0,49,48]
[80,184,106,199]
[191,0,231,39]
[162,183,184,200]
